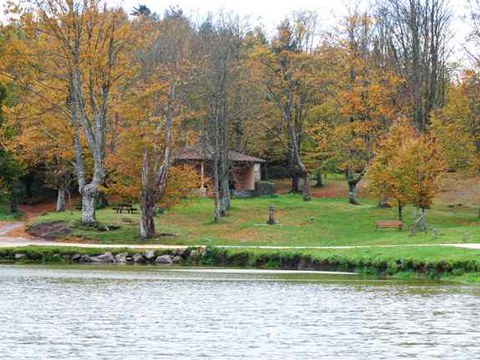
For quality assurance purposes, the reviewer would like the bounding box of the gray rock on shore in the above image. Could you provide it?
[172,255,183,264]
[13,247,206,266]
[133,253,146,263]
[71,254,82,261]
[172,248,185,257]
[90,252,115,263]
[115,252,128,263]
[155,254,173,265]
[80,255,92,263]
[144,250,156,261]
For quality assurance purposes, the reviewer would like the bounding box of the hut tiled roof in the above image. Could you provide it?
[174,146,265,163]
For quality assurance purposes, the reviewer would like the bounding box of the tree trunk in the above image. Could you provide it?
[220,176,231,215]
[213,182,221,223]
[348,180,359,205]
[418,208,427,232]
[24,175,33,199]
[213,146,222,222]
[315,170,323,188]
[283,96,308,198]
[219,130,230,214]
[56,189,66,212]
[288,131,310,200]
[81,184,97,226]
[302,169,311,201]
[139,82,174,238]
[398,203,403,222]
[379,194,391,207]
[289,153,300,193]
[291,174,300,193]
[9,193,18,213]
[291,171,300,193]
[292,152,310,202]
[346,165,365,205]
[140,187,156,240]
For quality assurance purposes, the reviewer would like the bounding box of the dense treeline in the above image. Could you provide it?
[0,0,478,238]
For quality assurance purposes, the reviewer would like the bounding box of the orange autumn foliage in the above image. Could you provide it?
[368,118,445,210]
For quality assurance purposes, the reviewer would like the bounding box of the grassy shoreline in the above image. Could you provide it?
[2,244,480,283]
[14,187,480,283]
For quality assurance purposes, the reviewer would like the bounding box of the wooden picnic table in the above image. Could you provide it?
[113,203,138,214]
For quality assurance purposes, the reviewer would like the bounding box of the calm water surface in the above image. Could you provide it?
[0,265,479,359]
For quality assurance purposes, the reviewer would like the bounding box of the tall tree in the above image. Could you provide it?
[368,118,417,220]
[320,10,402,204]
[22,0,132,225]
[368,117,445,227]
[376,0,451,131]
[251,12,319,201]
[431,70,480,216]
[195,15,246,221]
[393,133,445,230]
[122,10,194,238]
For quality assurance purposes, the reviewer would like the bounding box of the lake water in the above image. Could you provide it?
[0,265,479,359]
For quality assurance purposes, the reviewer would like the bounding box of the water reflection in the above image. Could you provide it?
[0,265,478,359]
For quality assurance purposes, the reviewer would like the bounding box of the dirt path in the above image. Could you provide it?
[0,239,189,250]
[1,221,480,251]
[0,222,24,237]
[217,244,480,250]
[3,239,480,250]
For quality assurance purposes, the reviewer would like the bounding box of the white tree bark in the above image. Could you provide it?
[81,184,97,225]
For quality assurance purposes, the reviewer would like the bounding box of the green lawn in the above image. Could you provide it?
[31,193,480,246]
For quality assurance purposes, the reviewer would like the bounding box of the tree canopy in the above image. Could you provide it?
[1,0,479,236]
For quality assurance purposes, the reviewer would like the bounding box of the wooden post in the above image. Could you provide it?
[267,204,278,225]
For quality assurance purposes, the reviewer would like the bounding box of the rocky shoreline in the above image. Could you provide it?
[3,246,479,279]
[8,247,207,266]
[71,248,199,265]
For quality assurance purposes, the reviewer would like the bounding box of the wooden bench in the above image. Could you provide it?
[113,203,138,214]
[375,220,403,231]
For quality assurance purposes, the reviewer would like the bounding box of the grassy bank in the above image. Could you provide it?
[3,245,480,282]
[30,194,480,246]
[205,246,480,278]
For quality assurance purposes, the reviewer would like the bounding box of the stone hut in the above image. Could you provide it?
[174,147,266,194]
